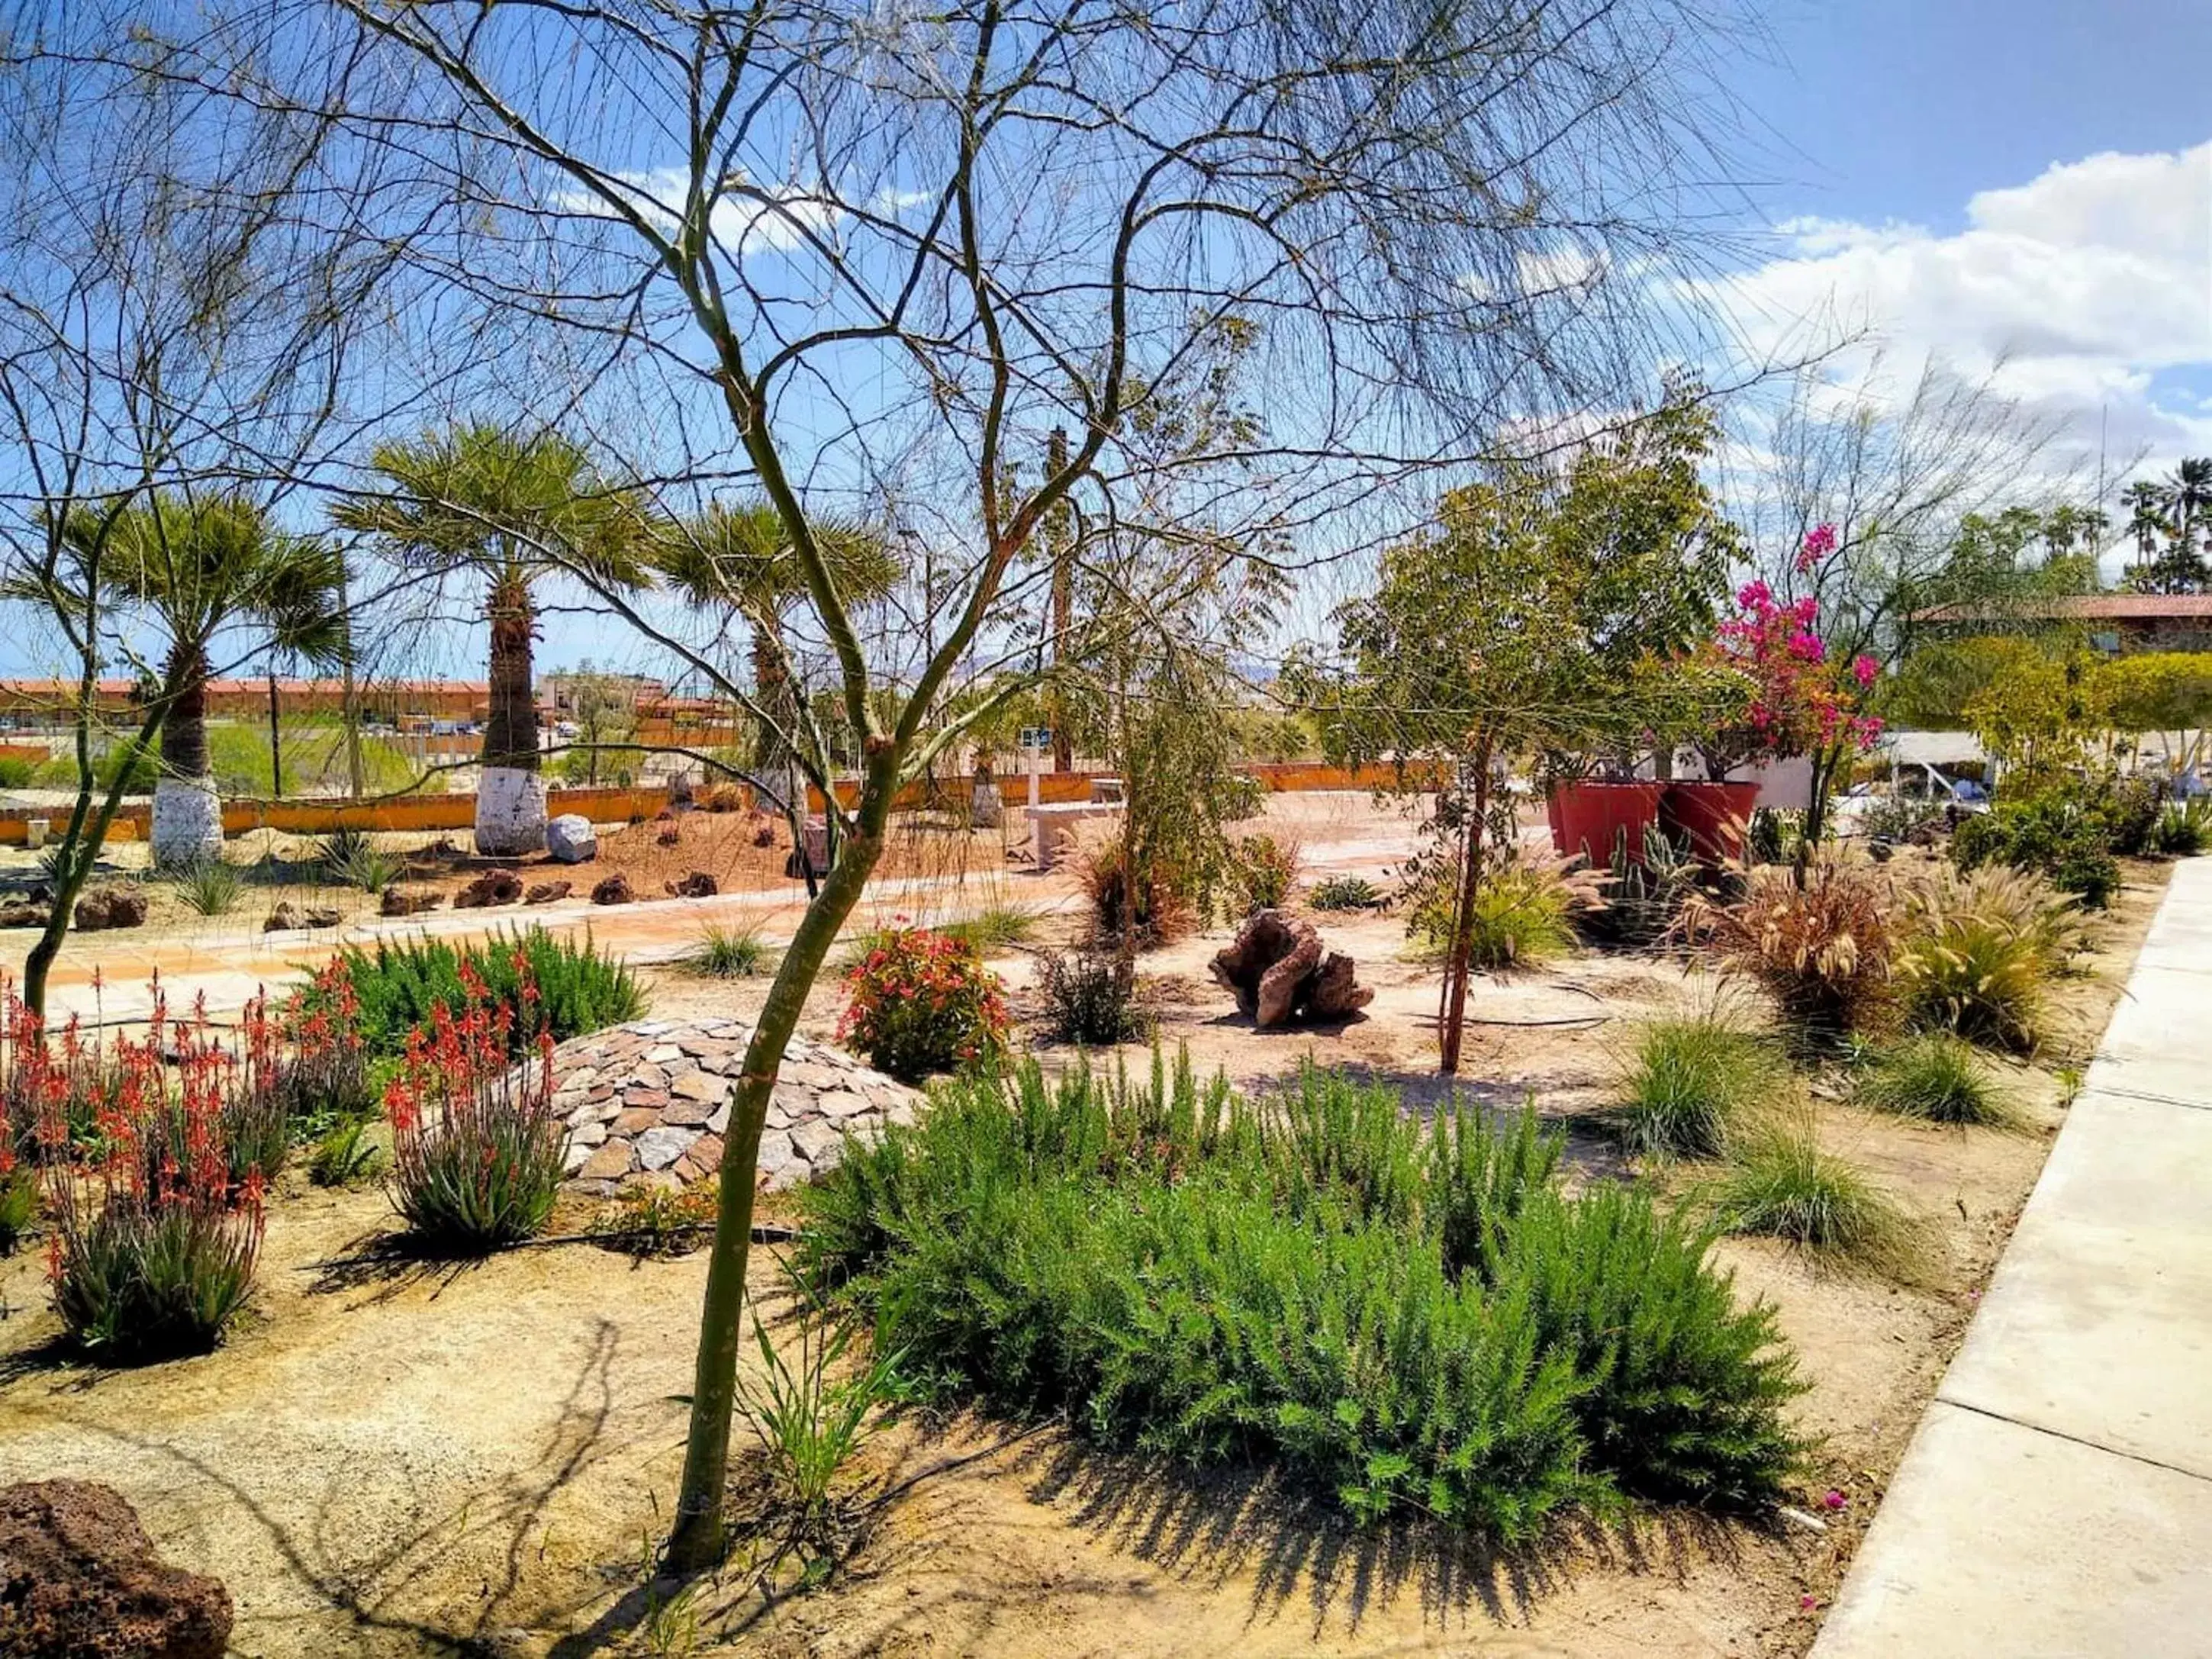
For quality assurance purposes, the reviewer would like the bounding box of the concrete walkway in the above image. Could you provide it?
[1813,857,2212,1658]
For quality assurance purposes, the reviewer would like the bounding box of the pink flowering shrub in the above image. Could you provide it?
[839,926,1011,1083]
[1699,526,1882,776]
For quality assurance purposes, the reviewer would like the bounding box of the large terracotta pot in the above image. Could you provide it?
[1546,779,1666,865]
[1661,779,1762,864]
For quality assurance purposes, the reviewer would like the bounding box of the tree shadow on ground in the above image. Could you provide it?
[297,1227,503,1305]
[44,1318,641,1656]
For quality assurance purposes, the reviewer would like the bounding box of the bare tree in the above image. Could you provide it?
[152,0,1772,1566]
[0,18,433,1013]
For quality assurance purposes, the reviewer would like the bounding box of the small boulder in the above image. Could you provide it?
[664,871,717,899]
[381,885,444,917]
[0,1478,233,1659]
[303,906,341,929]
[72,887,147,933]
[454,869,523,909]
[0,900,50,930]
[655,823,682,848]
[263,902,301,933]
[545,814,597,865]
[1209,908,1373,1029]
[590,873,634,906]
[524,880,572,906]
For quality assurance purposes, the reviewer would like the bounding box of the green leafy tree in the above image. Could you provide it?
[334,425,656,854]
[1297,398,1744,1071]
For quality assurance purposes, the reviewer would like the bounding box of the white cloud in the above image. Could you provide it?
[552,166,852,257]
[1698,141,2212,463]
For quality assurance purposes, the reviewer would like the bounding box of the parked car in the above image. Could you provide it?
[1834,762,1989,835]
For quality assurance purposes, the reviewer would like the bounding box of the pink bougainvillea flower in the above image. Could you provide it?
[1853,653,1879,689]
[1822,1489,1849,1510]
[1800,1596,1821,1612]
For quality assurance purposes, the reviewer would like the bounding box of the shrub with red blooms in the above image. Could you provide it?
[383,955,565,1252]
[2,976,266,1359]
[838,926,1011,1084]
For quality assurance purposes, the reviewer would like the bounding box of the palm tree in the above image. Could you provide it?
[335,425,655,854]
[2121,479,2172,587]
[83,494,349,868]
[654,501,901,772]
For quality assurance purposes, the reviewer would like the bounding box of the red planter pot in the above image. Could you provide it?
[1661,780,1762,864]
[1546,780,1666,865]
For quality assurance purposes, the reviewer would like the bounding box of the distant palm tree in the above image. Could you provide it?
[653,501,901,777]
[76,494,349,868]
[336,425,655,855]
[2169,457,2212,545]
[2121,479,2172,584]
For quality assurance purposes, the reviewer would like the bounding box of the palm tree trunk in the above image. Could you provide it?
[476,564,548,855]
[150,640,224,869]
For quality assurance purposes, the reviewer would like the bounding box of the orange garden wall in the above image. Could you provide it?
[0,763,1425,846]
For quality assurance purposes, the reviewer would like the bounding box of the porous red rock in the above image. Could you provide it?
[1209,908,1374,1029]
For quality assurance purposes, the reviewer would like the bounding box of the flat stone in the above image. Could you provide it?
[688,1134,724,1172]
[789,1118,845,1164]
[635,1126,700,1171]
[671,1070,722,1103]
[566,1120,608,1150]
[645,1044,684,1064]
[817,1088,871,1120]
[568,1097,621,1129]
[622,1087,668,1111]
[579,1142,633,1181]
[706,1103,729,1136]
[768,1081,815,1125]
[754,1129,800,1185]
[662,1097,716,1128]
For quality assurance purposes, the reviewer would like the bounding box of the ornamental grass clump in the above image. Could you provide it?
[1708,1124,1929,1281]
[837,926,1009,1083]
[384,955,565,1253]
[1894,865,2081,1053]
[1693,856,1898,1045]
[1856,1033,2020,1129]
[2,981,267,1359]
[802,1055,1805,1536]
[1609,1010,1785,1161]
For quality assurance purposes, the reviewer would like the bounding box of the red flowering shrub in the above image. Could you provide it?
[838,926,1011,1083]
[384,955,565,1251]
[2,978,267,1359]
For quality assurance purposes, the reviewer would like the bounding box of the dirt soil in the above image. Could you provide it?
[0,819,2174,1658]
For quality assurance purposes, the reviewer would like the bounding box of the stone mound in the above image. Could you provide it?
[554,1019,922,1197]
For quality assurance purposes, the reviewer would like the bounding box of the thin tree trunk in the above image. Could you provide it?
[1046,427,1074,773]
[665,762,893,1571]
[1438,744,1492,1075]
[266,670,285,799]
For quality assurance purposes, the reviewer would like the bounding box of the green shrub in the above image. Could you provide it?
[802,1058,1805,1534]
[1410,852,1583,969]
[308,1119,385,1187]
[322,829,403,894]
[33,743,157,794]
[203,720,423,797]
[1895,866,2077,1051]
[1952,784,2122,907]
[2151,798,2210,856]
[1232,833,1302,913]
[1307,873,1382,912]
[1856,1034,2019,1128]
[939,902,1041,953]
[1708,1127,1926,1279]
[2099,774,2165,857]
[327,926,646,1056]
[1609,1012,1783,1161]
[691,922,772,978]
[172,858,242,916]
[0,755,37,789]
[0,1164,39,1253]
[837,927,1009,1083]
[1036,949,1148,1045]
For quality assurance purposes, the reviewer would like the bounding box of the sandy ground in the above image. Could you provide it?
[0,804,2172,1658]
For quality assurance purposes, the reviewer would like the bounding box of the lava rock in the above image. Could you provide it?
[524,880,572,906]
[590,873,634,906]
[1209,908,1373,1029]
[380,885,444,917]
[663,871,717,899]
[72,887,147,933]
[454,869,523,909]
[0,901,50,930]
[545,813,597,865]
[0,1479,233,1659]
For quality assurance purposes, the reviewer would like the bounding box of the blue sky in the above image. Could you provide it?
[1708,0,2212,472]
